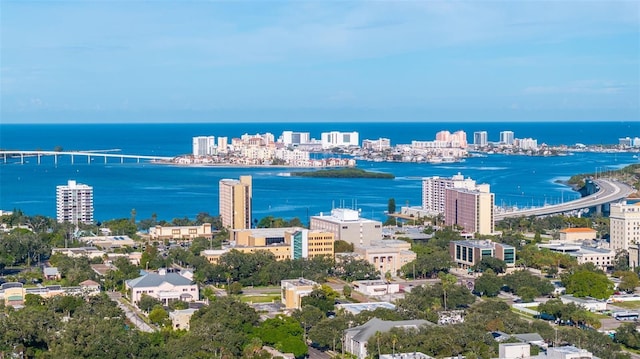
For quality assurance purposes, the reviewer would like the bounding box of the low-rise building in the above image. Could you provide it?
[280,278,317,310]
[149,224,213,241]
[560,295,607,312]
[558,228,597,242]
[354,240,417,276]
[335,302,396,315]
[344,318,433,359]
[449,240,516,269]
[80,235,136,248]
[352,280,400,296]
[52,246,105,259]
[125,268,199,307]
[43,267,61,280]
[537,242,614,271]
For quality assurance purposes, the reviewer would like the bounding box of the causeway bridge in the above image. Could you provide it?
[0,150,174,165]
[495,178,636,220]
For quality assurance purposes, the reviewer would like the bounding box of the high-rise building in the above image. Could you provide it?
[280,131,311,147]
[444,184,495,235]
[192,136,216,157]
[473,131,488,147]
[219,176,252,230]
[610,201,640,267]
[56,180,94,225]
[422,173,477,213]
[320,131,359,149]
[500,131,515,145]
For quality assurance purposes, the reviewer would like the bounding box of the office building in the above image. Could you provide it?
[148,224,213,241]
[558,227,597,242]
[444,184,495,235]
[473,131,488,147]
[500,131,515,145]
[281,278,318,310]
[320,131,359,149]
[229,227,334,260]
[353,239,417,276]
[610,201,640,267]
[56,180,94,225]
[219,176,252,230]
[310,208,382,247]
[449,240,516,269]
[192,136,216,157]
[422,173,477,213]
[537,242,614,271]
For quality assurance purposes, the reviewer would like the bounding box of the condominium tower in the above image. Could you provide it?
[473,131,488,147]
[56,180,94,225]
[219,176,252,230]
[500,131,515,145]
[422,173,477,213]
[444,184,495,235]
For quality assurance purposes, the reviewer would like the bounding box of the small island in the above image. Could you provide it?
[291,167,395,179]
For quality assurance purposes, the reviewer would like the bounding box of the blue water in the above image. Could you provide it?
[0,122,638,223]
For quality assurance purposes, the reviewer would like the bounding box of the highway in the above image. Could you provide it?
[495,179,636,220]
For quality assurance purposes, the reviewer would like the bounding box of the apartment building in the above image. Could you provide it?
[192,136,216,157]
[473,131,488,147]
[444,184,495,235]
[56,180,94,225]
[320,131,359,149]
[362,138,391,151]
[500,131,515,145]
[422,173,477,213]
[219,176,252,230]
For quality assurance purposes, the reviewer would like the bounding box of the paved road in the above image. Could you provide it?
[496,178,635,220]
[107,292,155,333]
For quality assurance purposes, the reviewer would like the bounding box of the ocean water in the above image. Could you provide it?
[0,122,638,223]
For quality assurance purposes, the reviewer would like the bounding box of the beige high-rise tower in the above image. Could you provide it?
[219,175,252,230]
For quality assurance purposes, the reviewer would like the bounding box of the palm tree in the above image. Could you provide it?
[130,208,137,224]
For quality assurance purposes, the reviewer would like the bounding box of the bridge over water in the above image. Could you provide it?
[0,150,174,165]
[495,178,636,220]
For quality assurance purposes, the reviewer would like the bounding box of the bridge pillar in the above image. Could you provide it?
[3,154,5,164]
[20,153,23,164]
[87,155,90,164]
[54,155,57,165]
[71,154,74,164]
[121,156,124,164]
[37,154,41,165]
[104,156,107,164]
[137,158,140,163]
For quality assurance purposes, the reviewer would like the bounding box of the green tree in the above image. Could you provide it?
[472,257,507,274]
[562,267,614,299]
[615,270,639,293]
[388,198,396,214]
[138,294,162,312]
[149,305,169,326]
[473,271,502,297]
[343,284,352,298]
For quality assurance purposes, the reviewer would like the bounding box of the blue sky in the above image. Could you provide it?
[1,1,638,123]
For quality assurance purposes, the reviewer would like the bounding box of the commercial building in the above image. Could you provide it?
[148,224,213,241]
[320,131,359,149]
[353,239,417,276]
[310,208,382,247]
[449,240,516,269]
[444,184,495,235]
[125,268,199,307]
[473,131,488,147]
[558,227,597,242]
[192,136,216,157]
[56,180,94,225]
[351,280,400,296]
[344,318,433,359]
[281,278,318,310]
[610,201,640,267]
[500,131,515,145]
[422,173,477,213]
[219,175,252,230]
[537,242,614,271]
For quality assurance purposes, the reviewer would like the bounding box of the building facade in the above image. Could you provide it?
[310,208,382,247]
[559,227,597,242]
[320,131,359,149]
[219,176,252,230]
[56,180,94,225]
[610,201,640,268]
[192,136,216,157]
[500,131,515,145]
[537,242,614,271]
[421,173,477,213]
[449,240,516,269]
[444,184,495,235]
[281,278,318,310]
[125,269,199,307]
[148,224,213,241]
[353,240,417,276]
[473,131,488,147]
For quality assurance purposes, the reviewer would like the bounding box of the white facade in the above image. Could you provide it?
[217,136,228,153]
[516,138,538,150]
[473,131,488,147]
[125,269,199,307]
[56,180,94,224]
[500,131,515,145]
[362,138,391,151]
[421,173,477,213]
[310,208,382,247]
[352,280,400,296]
[320,131,359,149]
[610,201,640,267]
[280,131,311,146]
[192,136,216,157]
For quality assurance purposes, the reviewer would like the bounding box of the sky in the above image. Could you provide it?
[1,1,639,124]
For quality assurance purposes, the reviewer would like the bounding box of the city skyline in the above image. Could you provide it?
[1,1,638,124]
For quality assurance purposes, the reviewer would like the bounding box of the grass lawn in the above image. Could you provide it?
[610,301,640,309]
[241,295,280,303]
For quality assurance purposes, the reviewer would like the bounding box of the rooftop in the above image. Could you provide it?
[336,301,396,315]
[560,228,596,233]
[126,272,194,288]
